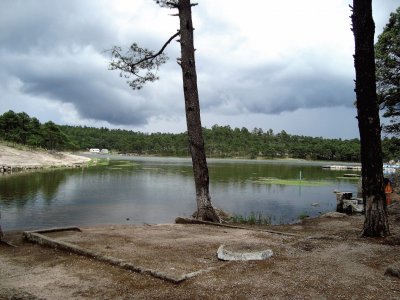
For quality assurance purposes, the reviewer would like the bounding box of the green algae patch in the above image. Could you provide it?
[253,177,329,187]
[111,161,139,168]
[88,158,110,167]
[336,176,360,180]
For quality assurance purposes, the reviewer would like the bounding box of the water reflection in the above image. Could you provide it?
[0,171,67,207]
[0,157,359,230]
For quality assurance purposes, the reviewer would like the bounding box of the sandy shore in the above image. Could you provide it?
[0,144,90,171]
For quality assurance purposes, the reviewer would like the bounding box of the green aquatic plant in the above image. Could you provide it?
[111,161,138,168]
[88,158,110,167]
[231,212,271,225]
[253,177,329,187]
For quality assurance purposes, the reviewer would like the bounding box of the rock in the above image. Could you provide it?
[311,203,320,207]
[320,212,347,218]
[217,244,273,261]
[385,263,400,278]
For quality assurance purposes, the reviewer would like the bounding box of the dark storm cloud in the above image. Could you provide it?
[0,0,172,126]
[21,74,150,126]
[246,69,354,114]
[0,0,398,133]
[0,0,116,53]
[198,56,354,115]
[3,49,153,126]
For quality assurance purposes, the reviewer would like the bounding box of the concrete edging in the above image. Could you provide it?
[23,227,215,284]
[175,217,300,237]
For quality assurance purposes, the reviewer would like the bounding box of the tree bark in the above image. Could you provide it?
[177,0,220,222]
[352,0,390,237]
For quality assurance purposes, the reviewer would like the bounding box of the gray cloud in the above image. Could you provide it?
[0,0,185,126]
[0,0,117,53]
[197,55,354,116]
[0,0,398,137]
[0,46,152,125]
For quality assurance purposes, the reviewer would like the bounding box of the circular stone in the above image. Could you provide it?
[217,244,273,261]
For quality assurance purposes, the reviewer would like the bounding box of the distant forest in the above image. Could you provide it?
[1,110,399,162]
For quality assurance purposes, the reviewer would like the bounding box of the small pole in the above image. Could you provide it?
[0,212,3,241]
[299,170,302,182]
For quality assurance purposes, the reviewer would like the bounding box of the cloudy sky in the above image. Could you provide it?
[1,0,399,139]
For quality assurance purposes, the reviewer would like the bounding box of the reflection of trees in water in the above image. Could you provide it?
[209,163,326,184]
[134,161,338,186]
[0,171,67,207]
[41,171,67,202]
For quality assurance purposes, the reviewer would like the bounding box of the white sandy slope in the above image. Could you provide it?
[0,144,90,168]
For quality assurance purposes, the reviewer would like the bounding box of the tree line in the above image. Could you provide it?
[0,110,75,150]
[60,124,400,162]
[1,110,399,162]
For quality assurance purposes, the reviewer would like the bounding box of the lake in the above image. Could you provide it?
[0,155,360,230]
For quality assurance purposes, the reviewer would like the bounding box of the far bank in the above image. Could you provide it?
[0,144,90,173]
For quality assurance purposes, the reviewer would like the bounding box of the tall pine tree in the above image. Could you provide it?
[351,0,390,237]
[110,0,220,222]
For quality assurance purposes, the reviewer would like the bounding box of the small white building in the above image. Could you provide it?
[89,148,100,153]
[100,149,109,154]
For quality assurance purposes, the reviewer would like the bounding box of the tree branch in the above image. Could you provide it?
[166,1,179,7]
[155,0,179,8]
[129,31,180,68]
[109,31,181,90]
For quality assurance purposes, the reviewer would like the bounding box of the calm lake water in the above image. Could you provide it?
[0,156,360,230]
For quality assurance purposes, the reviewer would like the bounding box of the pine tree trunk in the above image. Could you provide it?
[178,0,219,222]
[352,0,390,237]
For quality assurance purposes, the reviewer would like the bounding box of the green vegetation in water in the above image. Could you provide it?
[336,176,360,180]
[253,177,329,186]
[231,212,271,225]
[111,161,138,168]
[88,158,110,167]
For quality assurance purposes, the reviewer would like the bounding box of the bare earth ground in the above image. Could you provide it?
[1,204,400,299]
[0,144,90,169]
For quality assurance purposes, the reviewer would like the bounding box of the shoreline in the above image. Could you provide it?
[91,152,361,165]
[1,142,364,171]
[0,144,91,174]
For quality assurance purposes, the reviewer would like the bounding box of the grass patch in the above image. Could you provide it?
[111,161,138,168]
[253,177,329,186]
[88,158,110,167]
[231,212,271,225]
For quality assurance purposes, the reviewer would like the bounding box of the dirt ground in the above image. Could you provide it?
[1,201,400,300]
[0,144,90,169]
